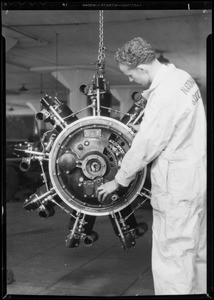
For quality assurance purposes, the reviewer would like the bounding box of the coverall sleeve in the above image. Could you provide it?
[115,93,177,186]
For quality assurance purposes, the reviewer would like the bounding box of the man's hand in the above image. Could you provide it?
[128,124,140,132]
[97,179,120,202]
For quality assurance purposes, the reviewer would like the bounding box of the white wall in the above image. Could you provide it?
[6,93,43,116]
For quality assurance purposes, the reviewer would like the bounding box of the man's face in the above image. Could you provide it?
[119,63,151,89]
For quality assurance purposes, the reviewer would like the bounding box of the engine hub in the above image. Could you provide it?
[81,153,107,179]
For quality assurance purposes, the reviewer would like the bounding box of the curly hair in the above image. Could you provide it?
[115,37,156,68]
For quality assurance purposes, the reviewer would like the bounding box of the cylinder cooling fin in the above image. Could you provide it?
[49,116,147,216]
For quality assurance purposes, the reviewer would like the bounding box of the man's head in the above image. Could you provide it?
[115,37,160,89]
[115,37,155,67]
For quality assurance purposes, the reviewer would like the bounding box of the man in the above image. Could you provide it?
[97,37,206,295]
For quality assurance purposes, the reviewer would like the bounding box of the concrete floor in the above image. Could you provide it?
[5,201,154,297]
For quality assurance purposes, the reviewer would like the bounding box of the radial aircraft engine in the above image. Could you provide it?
[14,74,150,251]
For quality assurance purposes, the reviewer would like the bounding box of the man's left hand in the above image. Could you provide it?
[97,179,120,202]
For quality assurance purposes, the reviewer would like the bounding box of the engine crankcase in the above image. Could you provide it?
[49,116,146,216]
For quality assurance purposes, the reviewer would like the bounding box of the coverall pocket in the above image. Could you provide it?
[164,206,199,256]
[151,159,169,190]
[150,157,170,210]
[168,160,206,207]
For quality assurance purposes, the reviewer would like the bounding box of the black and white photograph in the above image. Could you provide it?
[2,2,213,298]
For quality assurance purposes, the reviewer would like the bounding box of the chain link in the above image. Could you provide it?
[97,10,105,67]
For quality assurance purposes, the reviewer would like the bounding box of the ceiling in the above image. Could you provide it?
[2,7,212,104]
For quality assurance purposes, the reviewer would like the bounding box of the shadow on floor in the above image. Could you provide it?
[5,201,154,297]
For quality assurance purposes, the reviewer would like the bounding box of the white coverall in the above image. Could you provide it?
[115,64,207,295]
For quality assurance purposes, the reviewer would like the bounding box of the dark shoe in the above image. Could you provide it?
[135,222,148,238]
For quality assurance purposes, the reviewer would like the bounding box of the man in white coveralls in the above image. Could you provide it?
[97,37,207,295]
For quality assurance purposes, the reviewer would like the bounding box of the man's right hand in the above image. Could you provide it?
[128,124,140,132]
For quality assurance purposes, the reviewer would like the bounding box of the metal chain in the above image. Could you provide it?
[97,10,105,67]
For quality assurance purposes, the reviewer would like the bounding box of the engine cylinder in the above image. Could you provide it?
[38,206,55,219]
[82,231,99,247]
[19,159,31,172]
